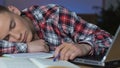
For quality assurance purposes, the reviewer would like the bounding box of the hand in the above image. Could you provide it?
[54,42,92,61]
[27,39,49,53]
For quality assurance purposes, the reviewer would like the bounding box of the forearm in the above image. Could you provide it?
[91,28,113,55]
[72,21,113,55]
[0,40,27,54]
[80,29,113,55]
[73,19,113,55]
[76,43,92,56]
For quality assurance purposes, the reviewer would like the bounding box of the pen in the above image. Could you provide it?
[53,53,60,62]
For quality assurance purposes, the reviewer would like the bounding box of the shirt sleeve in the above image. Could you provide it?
[21,4,113,56]
[0,40,27,54]
[55,4,113,55]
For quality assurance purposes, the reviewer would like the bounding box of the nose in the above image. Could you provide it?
[9,31,21,42]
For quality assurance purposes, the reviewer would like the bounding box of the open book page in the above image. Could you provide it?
[3,51,54,59]
[29,58,80,68]
[0,58,80,68]
[0,58,38,68]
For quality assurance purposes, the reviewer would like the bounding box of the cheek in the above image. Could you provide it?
[27,31,33,42]
[16,17,28,30]
[16,18,33,42]
[15,20,26,30]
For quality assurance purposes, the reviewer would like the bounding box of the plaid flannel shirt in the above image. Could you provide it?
[0,40,27,54]
[0,4,113,55]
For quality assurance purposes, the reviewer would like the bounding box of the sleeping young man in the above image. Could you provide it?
[0,4,113,60]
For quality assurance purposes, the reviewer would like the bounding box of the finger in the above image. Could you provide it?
[69,50,80,60]
[60,46,70,60]
[54,44,65,57]
[64,50,73,61]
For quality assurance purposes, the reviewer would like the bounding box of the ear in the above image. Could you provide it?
[7,5,21,15]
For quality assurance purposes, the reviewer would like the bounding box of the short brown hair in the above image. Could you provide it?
[0,5,10,13]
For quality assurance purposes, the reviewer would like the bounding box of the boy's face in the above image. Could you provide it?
[0,12,33,43]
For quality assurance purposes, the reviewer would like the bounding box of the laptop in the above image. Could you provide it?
[70,25,120,67]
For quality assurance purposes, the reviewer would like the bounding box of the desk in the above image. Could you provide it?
[74,63,97,68]
[75,61,120,68]
[1,55,119,68]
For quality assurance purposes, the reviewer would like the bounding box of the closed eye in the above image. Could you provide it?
[10,19,16,30]
[3,19,16,41]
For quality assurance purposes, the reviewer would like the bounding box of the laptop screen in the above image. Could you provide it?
[105,25,120,62]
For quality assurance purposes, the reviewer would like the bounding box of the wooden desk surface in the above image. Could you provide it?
[74,63,96,68]
[75,62,120,68]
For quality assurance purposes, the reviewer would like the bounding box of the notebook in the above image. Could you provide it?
[71,25,120,67]
[3,51,54,59]
[0,58,80,68]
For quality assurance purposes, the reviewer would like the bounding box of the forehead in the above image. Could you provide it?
[0,12,11,40]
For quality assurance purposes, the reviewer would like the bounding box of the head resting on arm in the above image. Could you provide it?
[0,5,34,43]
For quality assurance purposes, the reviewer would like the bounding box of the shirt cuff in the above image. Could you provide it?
[78,41,93,46]
[15,43,28,53]
[78,41,94,55]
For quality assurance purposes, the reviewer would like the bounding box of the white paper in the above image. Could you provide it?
[3,51,54,59]
[30,58,80,68]
[0,58,38,68]
[0,57,80,68]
